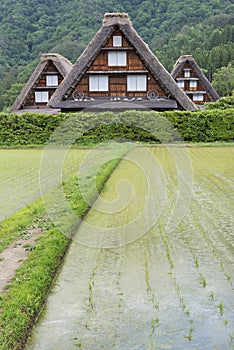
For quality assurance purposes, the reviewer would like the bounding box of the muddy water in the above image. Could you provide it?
[26,146,234,350]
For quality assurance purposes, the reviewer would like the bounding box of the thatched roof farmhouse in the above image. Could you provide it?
[11,53,73,112]
[12,13,220,113]
[48,13,197,112]
[171,55,219,105]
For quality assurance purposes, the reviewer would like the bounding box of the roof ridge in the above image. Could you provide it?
[103,12,132,26]
[41,53,73,65]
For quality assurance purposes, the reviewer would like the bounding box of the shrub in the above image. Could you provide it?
[0,109,233,146]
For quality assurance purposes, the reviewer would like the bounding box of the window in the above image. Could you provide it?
[184,69,191,78]
[108,51,126,66]
[193,93,204,102]
[46,75,59,86]
[113,36,122,47]
[190,80,197,89]
[127,75,147,91]
[177,80,185,89]
[35,91,49,103]
[89,75,109,91]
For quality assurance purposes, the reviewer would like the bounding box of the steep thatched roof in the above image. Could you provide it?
[171,55,220,101]
[49,13,197,112]
[11,53,73,112]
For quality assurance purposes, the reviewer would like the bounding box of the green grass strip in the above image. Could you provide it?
[0,154,124,350]
[0,201,45,254]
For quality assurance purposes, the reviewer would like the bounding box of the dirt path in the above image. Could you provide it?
[0,228,42,291]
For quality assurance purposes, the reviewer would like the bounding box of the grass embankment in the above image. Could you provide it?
[0,156,122,350]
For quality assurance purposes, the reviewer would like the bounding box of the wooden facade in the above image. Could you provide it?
[24,61,64,107]
[11,53,73,112]
[172,56,219,105]
[12,14,198,113]
[69,30,168,100]
[47,13,197,112]
[14,15,217,112]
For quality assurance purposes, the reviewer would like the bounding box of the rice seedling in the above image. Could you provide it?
[219,301,224,316]
[73,338,82,349]
[151,317,160,333]
[199,272,207,288]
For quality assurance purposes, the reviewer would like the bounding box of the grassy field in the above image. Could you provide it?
[0,145,233,349]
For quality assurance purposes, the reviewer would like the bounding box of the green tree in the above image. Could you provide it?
[1,83,24,111]
[212,63,234,97]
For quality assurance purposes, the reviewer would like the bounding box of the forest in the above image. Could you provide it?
[0,0,233,111]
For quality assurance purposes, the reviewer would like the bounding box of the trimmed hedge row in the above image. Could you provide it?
[204,96,234,110]
[164,109,234,142]
[0,109,233,146]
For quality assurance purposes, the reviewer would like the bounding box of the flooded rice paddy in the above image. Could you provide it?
[25,146,233,349]
[0,149,88,221]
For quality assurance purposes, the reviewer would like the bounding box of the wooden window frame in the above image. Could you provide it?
[35,91,49,103]
[113,36,122,47]
[46,74,59,87]
[127,74,147,92]
[89,75,109,92]
[108,51,127,66]
[189,80,197,89]
[177,80,185,89]
[184,69,191,78]
[193,93,204,102]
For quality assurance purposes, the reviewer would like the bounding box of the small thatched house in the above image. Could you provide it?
[48,13,197,112]
[11,53,73,113]
[171,55,219,105]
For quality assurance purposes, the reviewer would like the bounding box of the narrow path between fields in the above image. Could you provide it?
[0,228,42,291]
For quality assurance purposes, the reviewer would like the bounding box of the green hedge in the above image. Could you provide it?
[164,109,234,142]
[204,96,234,110]
[0,109,233,146]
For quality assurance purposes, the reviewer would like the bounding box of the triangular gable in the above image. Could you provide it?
[69,29,172,101]
[49,13,197,111]
[171,55,219,103]
[11,53,73,112]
